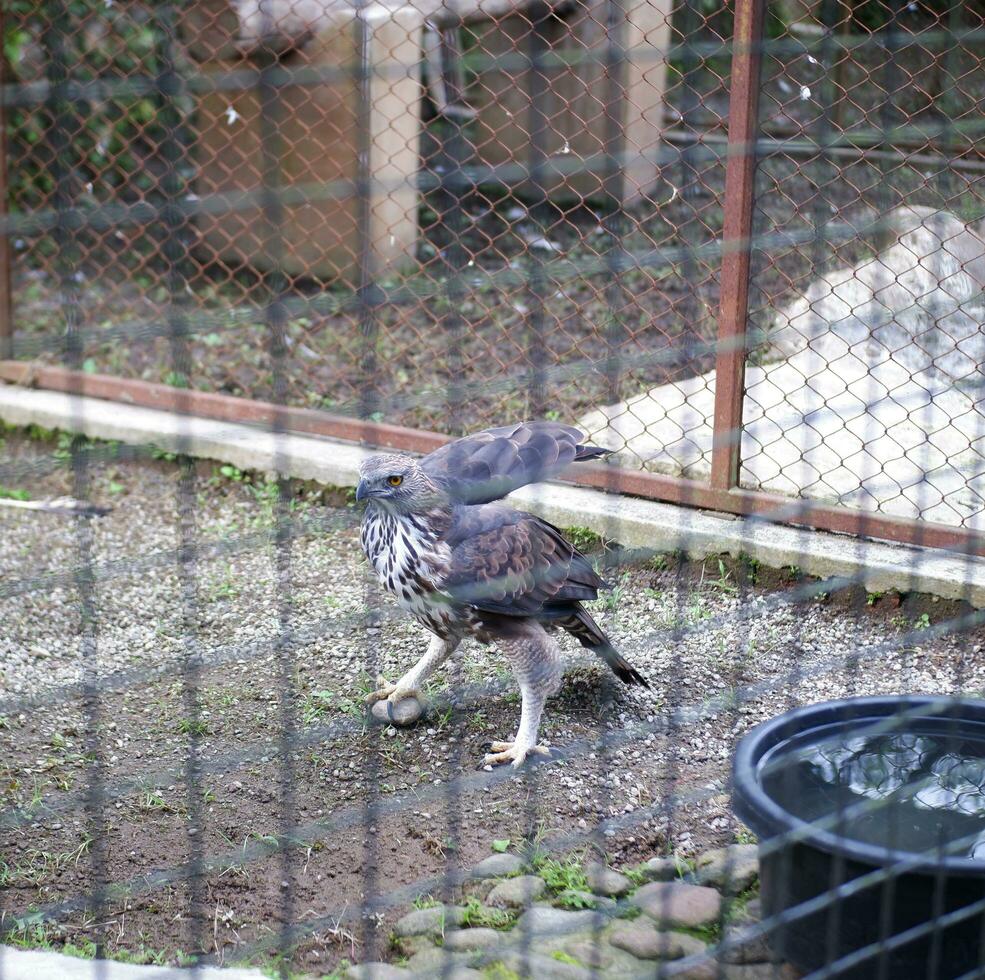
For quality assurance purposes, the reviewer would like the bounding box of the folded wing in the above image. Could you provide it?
[443,507,606,616]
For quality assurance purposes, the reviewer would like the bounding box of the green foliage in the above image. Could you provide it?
[491,839,511,853]
[176,718,209,736]
[461,897,515,930]
[551,951,583,966]
[915,612,931,631]
[536,856,588,896]
[0,486,31,501]
[563,526,606,553]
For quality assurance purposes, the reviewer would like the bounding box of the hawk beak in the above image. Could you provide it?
[355,479,370,502]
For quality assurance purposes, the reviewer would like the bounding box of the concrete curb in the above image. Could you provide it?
[0,946,266,980]
[3,383,984,606]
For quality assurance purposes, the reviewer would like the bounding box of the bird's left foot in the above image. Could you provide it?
[483,740,552,768]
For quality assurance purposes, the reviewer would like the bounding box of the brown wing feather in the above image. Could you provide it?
[445,515,604,616]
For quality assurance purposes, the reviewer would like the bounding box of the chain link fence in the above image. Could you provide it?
[2,2,985,978]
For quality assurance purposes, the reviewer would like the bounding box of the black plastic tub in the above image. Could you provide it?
[732,696,985,979]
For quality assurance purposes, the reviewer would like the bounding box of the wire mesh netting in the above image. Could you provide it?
[2,1,985,979]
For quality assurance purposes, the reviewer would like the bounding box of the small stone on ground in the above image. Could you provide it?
[471,853,525,879]
[487,873,547,907]
[392,904,465,937]
[631,881,722,928]
[442,927,505,952]
[694,845,760,893]
[608,920,707,961]
[586,862,632,898]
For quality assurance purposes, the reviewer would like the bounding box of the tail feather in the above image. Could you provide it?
[560,605,648,687]
[574,444,613,463]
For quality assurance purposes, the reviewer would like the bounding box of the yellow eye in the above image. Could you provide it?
[387,475,403,487]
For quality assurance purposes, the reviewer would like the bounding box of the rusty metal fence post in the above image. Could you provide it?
[709,0,765,494]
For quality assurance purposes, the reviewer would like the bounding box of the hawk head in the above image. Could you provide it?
[356,453,444,513]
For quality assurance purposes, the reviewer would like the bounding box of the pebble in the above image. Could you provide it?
[471,852,525,879]
[639,856,679,881]
[585,862,632,898]
[345,964,411,979]
[694,844,760,893]
[631,881,722,928]
[492,949,593,980]
[487,874,547,908]
[370,695,423,726]
[609,921,707,961]
[441,927,505,952]
[514,906,599,936]
[721,924,774,965]
[392,904,465,937]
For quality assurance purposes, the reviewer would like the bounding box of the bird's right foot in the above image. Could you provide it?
[365,675,400,706]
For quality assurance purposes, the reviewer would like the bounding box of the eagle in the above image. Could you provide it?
[356,421,648,767]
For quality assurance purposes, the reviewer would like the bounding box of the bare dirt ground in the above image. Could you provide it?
[1,430,984,975]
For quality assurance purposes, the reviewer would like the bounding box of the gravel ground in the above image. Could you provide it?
[1,430,984,975]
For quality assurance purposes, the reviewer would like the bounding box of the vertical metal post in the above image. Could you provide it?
[0,5,13,361]
[709,0,765,492]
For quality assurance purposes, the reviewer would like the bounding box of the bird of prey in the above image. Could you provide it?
[356,421,648,767]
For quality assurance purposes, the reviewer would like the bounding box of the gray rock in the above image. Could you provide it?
[515,906,600,937]
[586,862,633,898]
[390,934,435,958]
[345,964,411,979]
[471,852,525,879]
[393,904,465,937]
[559,936,645,976]
[492,949,593,979]
[428,970,484,980]
[723,965,788,979]
[721,924,773,964]
[631,881,722,929]
[404,946,469,974]
[694,844,759,894]
[370,695,423,726]
[608,920,707,961]
[463,877,497,902]
[639,856,679,882]
[487,873,547,908]
[442,927,505,952]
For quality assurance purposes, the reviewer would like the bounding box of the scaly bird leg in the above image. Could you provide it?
[366,634,460,707]
[484,624,563,768]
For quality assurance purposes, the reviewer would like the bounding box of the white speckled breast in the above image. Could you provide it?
[360,505,456,633]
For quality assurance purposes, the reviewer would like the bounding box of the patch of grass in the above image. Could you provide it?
[563,526,606,553]
[412,894,441,910]
[551,950,583,966]
[482,965,522,980]
[176,718,209,737]
[461,897,515,930]
[535,855,591,909]
[705,558,737,594]
[0,486,30,501]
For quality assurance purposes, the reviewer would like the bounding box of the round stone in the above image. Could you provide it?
[370,695,423,726]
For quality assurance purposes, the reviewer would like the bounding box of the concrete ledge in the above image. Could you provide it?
[3,383,985,606]
[0,946,265,980]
